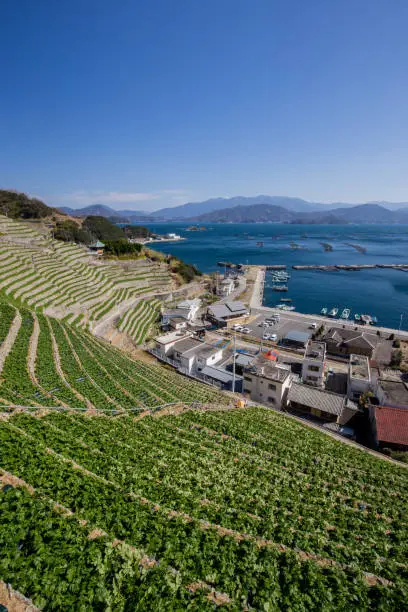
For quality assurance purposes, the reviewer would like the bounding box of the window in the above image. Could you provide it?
[268,397,276,404]
[308,365,320,372]
[259,393,263,397]
[244,387,251,394]
[268,383,276,391]
[244,376,252,382]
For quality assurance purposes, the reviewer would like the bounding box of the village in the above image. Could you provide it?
[150,266,408,459]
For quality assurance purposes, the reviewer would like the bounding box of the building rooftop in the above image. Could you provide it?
[177,298,201,309]
[172,337,204,354]
[156,331,191,345]
[89,240,105,248]
[378,379,408,407]
[349,354,371,380]
[287,382,345,416]
[324,327,376,349]
[283,330,311,344]
[208,302,248,320]
[201,365,242,384]
[375,405,408,446]
[195,343,222,358]
[305,341,326,360]
[245,355,291,383]
[234,353,255,367]
[164,308,190,319]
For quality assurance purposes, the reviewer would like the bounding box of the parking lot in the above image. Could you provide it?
[239,311,318,343]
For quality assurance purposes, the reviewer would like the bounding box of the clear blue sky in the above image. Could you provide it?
[1,0,408,210]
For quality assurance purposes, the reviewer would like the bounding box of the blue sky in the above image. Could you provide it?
[1,0,408,211]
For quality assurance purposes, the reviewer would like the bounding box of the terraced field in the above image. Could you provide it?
[0,215,174,330]
[0,406,407,610]
[0,303,227,410]
[118,298,162,344]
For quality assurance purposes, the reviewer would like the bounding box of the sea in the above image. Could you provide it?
[143,222,408,331]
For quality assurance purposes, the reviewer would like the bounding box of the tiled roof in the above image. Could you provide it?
[375,406,408,446]
[287,383,345,416]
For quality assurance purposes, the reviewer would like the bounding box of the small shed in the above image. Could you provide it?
[88,240,105,255]
[281,330,311,350]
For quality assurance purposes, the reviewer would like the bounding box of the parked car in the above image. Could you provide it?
[269,333,278,341]
[241,327,251,334]
[232,323,241,330]
[309,322,317,329]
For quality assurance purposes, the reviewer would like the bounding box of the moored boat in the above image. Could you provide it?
[329,307,338,317]
[321,307,328,315]
[354,314,361,321]
[340,308,350,319]
[272,285,288,292]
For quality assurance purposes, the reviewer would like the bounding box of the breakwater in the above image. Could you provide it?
[292,263,408,271]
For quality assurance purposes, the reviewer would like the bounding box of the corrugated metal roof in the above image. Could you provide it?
[288,383,345,416]
[283,330,311,343]
[201,366,242,384]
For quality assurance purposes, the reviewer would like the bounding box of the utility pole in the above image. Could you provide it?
[232,332,236,393]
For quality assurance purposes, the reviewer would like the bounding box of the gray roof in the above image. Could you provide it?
[164,309,189,319]
[283,330,311,344]
[287,382,345,416]
[245,356,291,383]
[235,354,255,367]
[173,338,203,354]
[208,303,247,320]
[201,365,242,384]
[225,301,247,312]
[196,344,222,358]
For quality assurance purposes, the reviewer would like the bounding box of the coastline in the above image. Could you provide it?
[246,265,408,339]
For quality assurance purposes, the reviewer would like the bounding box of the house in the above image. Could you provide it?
[217,277,235,298]
[347,354,372,401]
[207,301,248,325]
[375,369,408,407]
[281,330,311,351]
[369,405,408,451]
[302,341,326,387]
[170,338,223,374]
[88,240,105,255]
[155,330,192,356]
[177,298,201,321]
[168,316,188,331]
[286,382,351,423]
[200,365,243,392]
[323,328,376,358]
[243,354,292,409]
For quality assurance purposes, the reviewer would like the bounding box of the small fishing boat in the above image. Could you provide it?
[354,314,361,321]
[256,241,264,246]
[272,285,288,292]
[340,308,350,320]
[280,298,292,302]
[321,307,328,315]
[328,307,338,317]
[370,316,378,325]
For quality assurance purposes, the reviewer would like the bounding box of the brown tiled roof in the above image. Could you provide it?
[375,406,408,446]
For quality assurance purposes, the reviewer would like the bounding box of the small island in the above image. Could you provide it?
[186,225,207,231]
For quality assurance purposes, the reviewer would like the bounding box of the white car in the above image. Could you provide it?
[241,327,251,334]
[232,324,241,330]
[269,333,278,341]
[309,322,317,329]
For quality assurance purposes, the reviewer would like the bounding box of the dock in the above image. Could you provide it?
[292,263,408,271]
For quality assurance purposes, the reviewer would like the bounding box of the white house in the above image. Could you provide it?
[155,330,192,356]
[171,337,223,374]
[302,341,326,387]
[177,298,201,321]
[243,355,292,409]
[217,277,235,298]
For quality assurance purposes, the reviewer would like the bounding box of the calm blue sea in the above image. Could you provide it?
[144,222,408,331]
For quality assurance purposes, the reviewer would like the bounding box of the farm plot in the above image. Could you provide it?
[0,407,407,610]
[118,299,161,344]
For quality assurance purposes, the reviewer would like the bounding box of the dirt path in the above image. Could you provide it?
[0,309,21,376]
[27,313,40,385]
[0,580,39,612]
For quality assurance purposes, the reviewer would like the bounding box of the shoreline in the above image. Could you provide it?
[246,265,408,339]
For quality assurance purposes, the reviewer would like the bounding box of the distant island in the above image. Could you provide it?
[186,225,207,231]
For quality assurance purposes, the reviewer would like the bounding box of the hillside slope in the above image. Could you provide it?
[0,406,407,609]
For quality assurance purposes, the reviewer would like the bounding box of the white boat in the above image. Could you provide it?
[321,307,327,315]
[340,308,350,319]
[328,307,338,317]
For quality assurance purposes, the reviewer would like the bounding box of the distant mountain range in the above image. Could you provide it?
[58,196,408,224]
[191,203,408,224]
